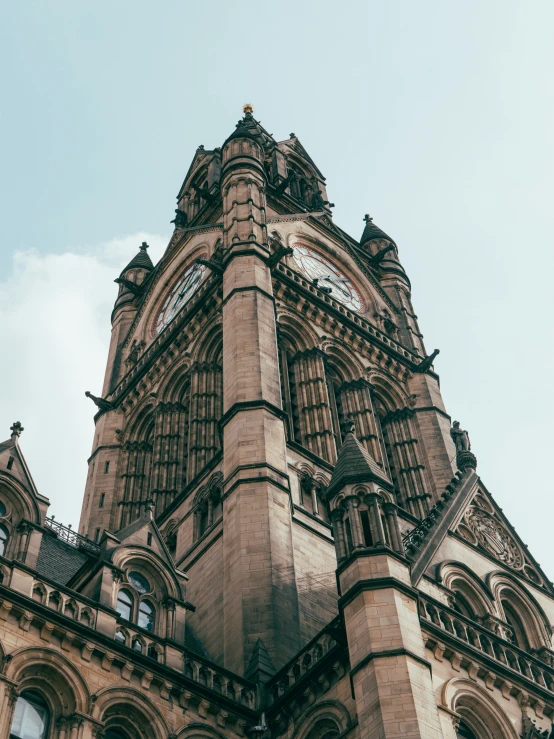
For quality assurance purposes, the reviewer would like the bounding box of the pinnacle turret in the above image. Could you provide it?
[360,214,396,247]
[120,241,154,276]
[326,422,392,498]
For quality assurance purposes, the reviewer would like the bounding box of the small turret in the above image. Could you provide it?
[102,242,154,396]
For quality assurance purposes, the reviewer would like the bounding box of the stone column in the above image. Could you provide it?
[381,408,431,517]
[152,401,188,515]
[338,379,386,467]
[187,362,222,482]
[292,348,336,463]
[339,551,444,739]
[221,119,300,675]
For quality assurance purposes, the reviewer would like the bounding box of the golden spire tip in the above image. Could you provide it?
[243,103,254,115]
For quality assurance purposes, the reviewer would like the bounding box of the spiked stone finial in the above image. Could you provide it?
[10,422,24,438]
[139,242,149,251]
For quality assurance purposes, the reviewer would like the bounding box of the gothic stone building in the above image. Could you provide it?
[0,107,552,739]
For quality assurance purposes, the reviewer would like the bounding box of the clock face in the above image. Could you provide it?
[154,262,207,335]
[291,245,364,313]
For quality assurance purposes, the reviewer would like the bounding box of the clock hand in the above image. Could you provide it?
[323,276,350,297]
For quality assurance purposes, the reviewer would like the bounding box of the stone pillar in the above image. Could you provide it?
[221,119,300,675]
[292,348,336,463]
[381,408,432,517]
[338,379,386,467]
[152,401,188,515]
[187,362,223,481]
[339,551,444,739]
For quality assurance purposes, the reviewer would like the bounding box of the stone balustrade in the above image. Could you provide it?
[266,616,342,705]
[183,653,256,709]
[274,263,420,364]
[420,595,554,698]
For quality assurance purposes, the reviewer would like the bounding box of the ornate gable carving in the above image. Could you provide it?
[456,489,546,589]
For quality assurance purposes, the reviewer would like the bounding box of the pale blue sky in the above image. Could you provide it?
[1,2,554,573]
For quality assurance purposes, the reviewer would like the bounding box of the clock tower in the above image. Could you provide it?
[3,106,554,739]
[79,105,455,677]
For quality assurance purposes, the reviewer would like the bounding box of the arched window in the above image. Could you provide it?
[502,599,530,651]
[138,601,155,632]
[456,722,478,739]
[0,524,8,556]
[0,500,6,516]
[325,365,345,448]
[115,630,126,645]
[132,638,143,653]
[116,589,133,621]
[278,344,301,442]
[10,690,50,739]
[452,592,476,620]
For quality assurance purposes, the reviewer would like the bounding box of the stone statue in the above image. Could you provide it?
[450,421,471,453]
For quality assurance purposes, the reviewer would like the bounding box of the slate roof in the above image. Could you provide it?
[223,120,258,146]
[360,217,396,247]
[35,534,92,586]
[327,431,392,497]
[121,243,154,275]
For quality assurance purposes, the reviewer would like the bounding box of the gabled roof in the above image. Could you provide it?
[0,423,47,507]
[327,429,391,498]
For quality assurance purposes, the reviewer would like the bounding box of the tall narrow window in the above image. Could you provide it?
[279,345,300,442]
[104,461,110,474]
[360,510,373,547]
[99,494,105,508]
[502,600,530,651]
[94,528,100,543]
[138,601,155,632]
[0,524,8,556]
[7,456,14,471]
[116,590,133,621]
[326,367,345,448]
[10,691,50,739]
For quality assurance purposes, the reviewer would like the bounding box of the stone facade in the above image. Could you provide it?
[0,108,553,739]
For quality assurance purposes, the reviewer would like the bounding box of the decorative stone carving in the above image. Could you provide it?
[464,508,523,568]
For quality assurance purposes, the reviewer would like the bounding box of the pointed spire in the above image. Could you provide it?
[360,214,396,247]
[10,421,24,439]
[120,241,154,276]
[327,422,391,498]
[245,638,275,684]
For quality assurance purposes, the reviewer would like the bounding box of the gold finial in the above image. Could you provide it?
[243,103,254,115]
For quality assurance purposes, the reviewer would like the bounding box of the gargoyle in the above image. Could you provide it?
[85,391,114,413]
[413,349,440,374]
[371,243,395,266]
[192,183,219,205]
[195,257,224,275]
[266,246,293,269]
[114,277,144,296]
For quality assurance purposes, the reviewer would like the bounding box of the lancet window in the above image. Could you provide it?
[329,488,403,563]
[116,572,157,635]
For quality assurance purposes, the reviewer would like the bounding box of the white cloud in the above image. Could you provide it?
[0,234,168,529]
